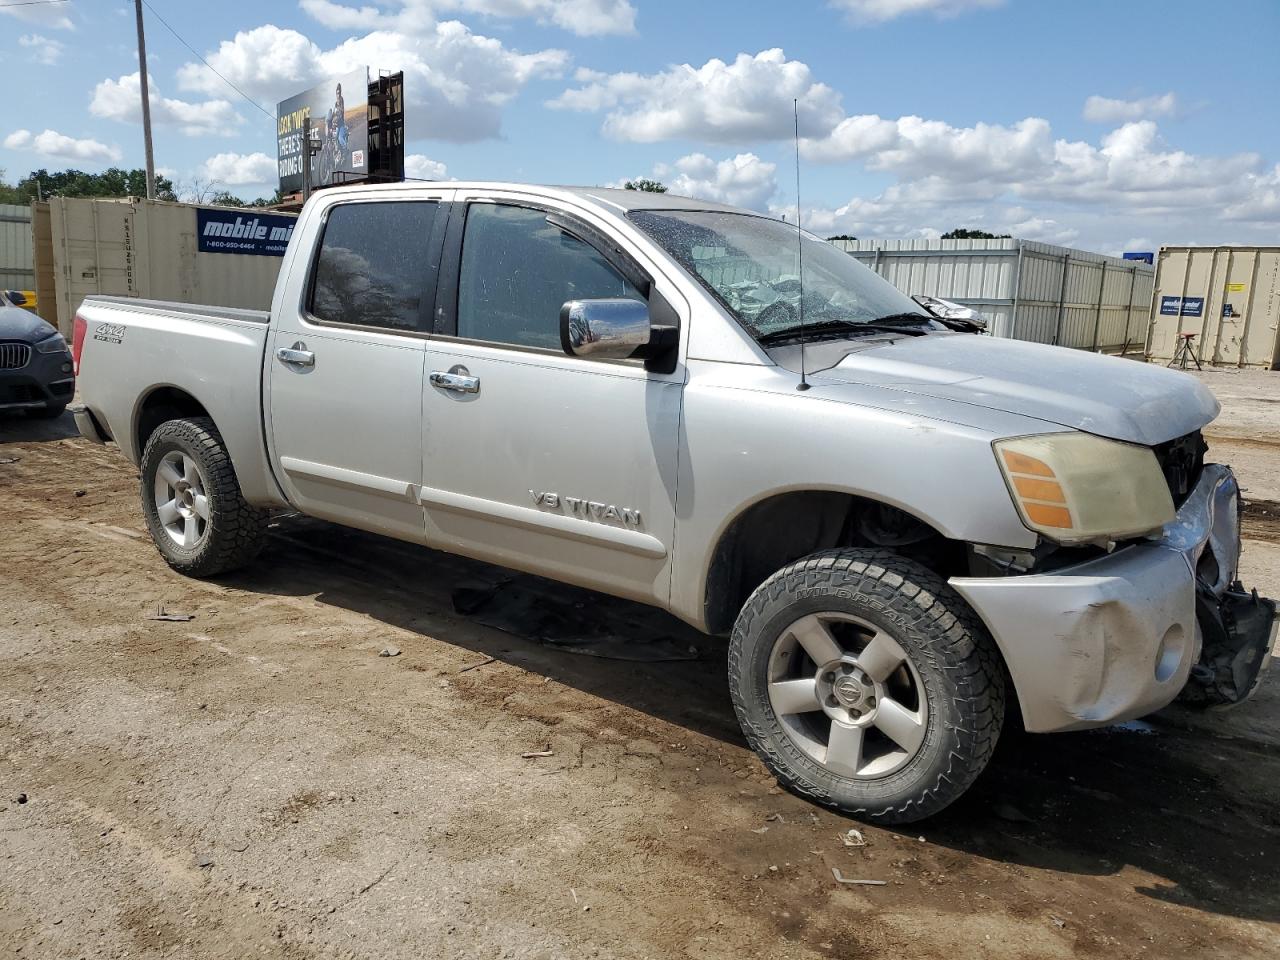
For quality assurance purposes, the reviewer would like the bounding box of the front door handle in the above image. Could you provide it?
[429,371,480,394]
[276,346,315,367]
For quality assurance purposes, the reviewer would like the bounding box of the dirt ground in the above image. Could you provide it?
[3,377,1280,960]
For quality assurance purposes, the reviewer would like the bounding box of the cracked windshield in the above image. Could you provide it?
[629,209,930,341]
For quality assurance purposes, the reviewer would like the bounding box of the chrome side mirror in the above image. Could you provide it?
[560,298,651,360]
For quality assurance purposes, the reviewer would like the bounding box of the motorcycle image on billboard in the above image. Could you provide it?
[276,68,369,194]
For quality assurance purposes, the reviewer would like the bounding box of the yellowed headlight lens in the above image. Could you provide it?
[995,433,1175,545]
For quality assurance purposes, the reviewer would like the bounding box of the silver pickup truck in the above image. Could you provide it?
[72,182,1275,823]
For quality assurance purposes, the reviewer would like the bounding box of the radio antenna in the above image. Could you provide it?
[793,98,810,392]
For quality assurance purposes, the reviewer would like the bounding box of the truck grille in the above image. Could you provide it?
[0,342,31,370]
[1153,430,1206,506]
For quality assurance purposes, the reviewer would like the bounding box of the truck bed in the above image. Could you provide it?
[74,295,284,506]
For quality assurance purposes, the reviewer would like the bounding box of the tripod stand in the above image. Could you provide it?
[1168,332,1203,370]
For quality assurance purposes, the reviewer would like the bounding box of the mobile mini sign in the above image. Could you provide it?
[1159,296,1205,317]
[197,209,297,257]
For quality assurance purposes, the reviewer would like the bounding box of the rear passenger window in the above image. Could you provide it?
[310,201,438,331]
[456,203,643,349]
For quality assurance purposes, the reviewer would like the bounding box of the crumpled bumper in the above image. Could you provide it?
[950,463,1276,733]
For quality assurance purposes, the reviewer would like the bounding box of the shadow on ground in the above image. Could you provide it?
[0,409,78,444]
[224,512,1280,926]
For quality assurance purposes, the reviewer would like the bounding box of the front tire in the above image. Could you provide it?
[140,417,267,577]
[729,548,1005,824]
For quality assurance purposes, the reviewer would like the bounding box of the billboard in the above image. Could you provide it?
[196,208,297,257]
[276,68,369,194]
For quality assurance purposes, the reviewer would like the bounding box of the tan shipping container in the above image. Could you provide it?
[1146,246,1280,369]
[44,196,295,337]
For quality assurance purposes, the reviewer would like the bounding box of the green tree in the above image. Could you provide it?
[941,227,1011,240]
[10,167,178,203]
[624,178,667,193]
[0,169,23,205]
[826,234,857,242]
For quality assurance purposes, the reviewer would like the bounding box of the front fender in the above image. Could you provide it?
[668,361,1060,631]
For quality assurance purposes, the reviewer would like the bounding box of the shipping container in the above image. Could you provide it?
[0,202,34,292]
[43,197,297,336]
[1146,246,1280,370]
[831,238,1154,353]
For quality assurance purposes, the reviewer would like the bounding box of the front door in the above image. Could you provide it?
[420,197,685,605]
[267,191,451,542]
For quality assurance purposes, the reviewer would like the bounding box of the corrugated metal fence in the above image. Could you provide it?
[0,202,34,291]
[832,238,1155,353]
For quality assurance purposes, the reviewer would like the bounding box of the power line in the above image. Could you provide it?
[0,0,70,7]
[139,0,275,122]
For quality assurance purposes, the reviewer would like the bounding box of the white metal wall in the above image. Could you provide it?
[47,197,295,336]
[0,202,34,291]
[833,238,1154,353]
[1146,246,1280,369]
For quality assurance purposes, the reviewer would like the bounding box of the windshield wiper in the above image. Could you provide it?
[756,316,931,345]
[872,312,936,327]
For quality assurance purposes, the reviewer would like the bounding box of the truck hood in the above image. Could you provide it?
[811,333,1218,446]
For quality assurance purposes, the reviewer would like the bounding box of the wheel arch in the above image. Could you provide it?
[700,486,970,637]
[132,384,212,462]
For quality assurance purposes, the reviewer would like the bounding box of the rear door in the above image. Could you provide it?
[266,190,452,541]
[419,194,686,605]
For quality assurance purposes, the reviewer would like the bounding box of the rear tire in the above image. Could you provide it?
[140,417,267,577]
[729,548,1005,824]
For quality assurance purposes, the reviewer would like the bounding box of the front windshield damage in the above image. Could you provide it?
[628,209,938,344]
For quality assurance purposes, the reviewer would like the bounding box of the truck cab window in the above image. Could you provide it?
[456,203,643,349]
[310,201,438,331]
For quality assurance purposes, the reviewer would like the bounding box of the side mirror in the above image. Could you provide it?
[912,294,987,332]
[560,298,652,361]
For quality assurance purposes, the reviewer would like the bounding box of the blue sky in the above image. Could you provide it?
[2,0,1277,252]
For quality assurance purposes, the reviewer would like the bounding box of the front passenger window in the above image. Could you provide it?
[456,204,643,349]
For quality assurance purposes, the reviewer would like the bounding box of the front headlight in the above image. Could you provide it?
[994,433,1175,546]
[35,332,68,354]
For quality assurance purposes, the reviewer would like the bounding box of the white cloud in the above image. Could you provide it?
[18,33,63,65]
[404,154,449,180]
[201,152,277,186]
[804,115,1053,185]
[829,0,1003,22]
[301,0,636,36]
[549,49,845,143]
[1083,92,1178,123]
[177,22,566,142]
[0,2,73,30]
[649,153,778,210]
[3,129,122,164]
[90,73,242,137]
[782,115,1280,251]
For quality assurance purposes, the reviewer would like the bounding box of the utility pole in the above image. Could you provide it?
[133,0,156,200]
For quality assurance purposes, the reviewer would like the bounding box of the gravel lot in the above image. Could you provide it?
[2,374,1279,960]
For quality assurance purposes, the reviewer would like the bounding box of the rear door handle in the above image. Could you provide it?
[276,346,315,367]
[429,371,480,394]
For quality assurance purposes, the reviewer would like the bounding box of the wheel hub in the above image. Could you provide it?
[816,659,879,724]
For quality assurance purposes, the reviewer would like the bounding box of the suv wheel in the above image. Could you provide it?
[729,548,1005,823]
[140,417,267,576]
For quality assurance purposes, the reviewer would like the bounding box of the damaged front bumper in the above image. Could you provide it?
[950,463,1277,733]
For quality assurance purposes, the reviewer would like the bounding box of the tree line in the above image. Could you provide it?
[0,167,281,208]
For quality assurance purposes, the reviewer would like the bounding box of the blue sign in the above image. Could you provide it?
[1123,251,1154,264]
[1160,296,1204,317]
[196,209,296,257]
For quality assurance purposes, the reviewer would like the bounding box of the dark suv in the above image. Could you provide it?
[0,301,75,418]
